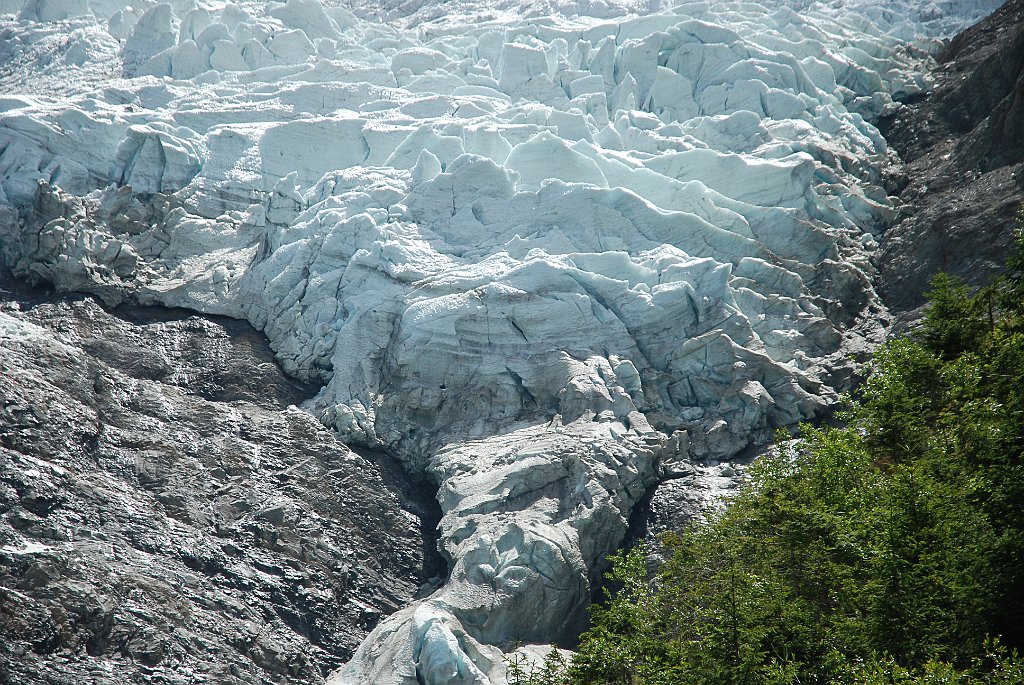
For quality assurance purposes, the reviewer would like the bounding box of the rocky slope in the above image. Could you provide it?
[877,0,1024,316]
[0,269,442,684]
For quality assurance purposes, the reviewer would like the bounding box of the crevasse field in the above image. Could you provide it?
[0,0,1002,683]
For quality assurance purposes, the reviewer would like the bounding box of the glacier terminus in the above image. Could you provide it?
[0,0,1003,683]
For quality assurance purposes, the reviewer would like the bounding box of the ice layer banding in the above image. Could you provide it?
[0,0,1001,683]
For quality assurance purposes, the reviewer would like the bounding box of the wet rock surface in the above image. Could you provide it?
[629,455,752,550]
[877,0,1024,316]
[0,270,441,684]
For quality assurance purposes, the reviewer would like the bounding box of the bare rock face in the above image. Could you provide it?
[0,272,441,684]
[876,0,1024,316]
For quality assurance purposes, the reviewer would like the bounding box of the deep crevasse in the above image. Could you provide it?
[0,0,1001,683]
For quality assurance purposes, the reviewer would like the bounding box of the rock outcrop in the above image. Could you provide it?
[877,0,1024,316]
[0,270,441,684]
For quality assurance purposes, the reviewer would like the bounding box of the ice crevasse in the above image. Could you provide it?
[0,0,1002,683]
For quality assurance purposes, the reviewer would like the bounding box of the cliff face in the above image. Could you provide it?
[877,0,1024,316]
[0,271,443,684]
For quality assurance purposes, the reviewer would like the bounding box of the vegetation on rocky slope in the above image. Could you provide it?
[516,218,1024,685]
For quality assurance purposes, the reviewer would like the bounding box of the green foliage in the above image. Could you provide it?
[854,339,941,461]
[846,640,1024,685]
[918,273,988,358]
[569,216,1024,684]
[506,646,571,685]
[570,545,676,685]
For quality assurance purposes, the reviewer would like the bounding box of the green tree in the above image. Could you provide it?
[918,272,987,358]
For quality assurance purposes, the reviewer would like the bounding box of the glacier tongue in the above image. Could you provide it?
[339,420,659,685]
[0,0,1000,683]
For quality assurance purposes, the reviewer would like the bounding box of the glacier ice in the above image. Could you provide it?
[0,0,1002,683]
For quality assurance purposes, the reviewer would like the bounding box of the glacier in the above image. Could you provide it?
[0,0,1002,683]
